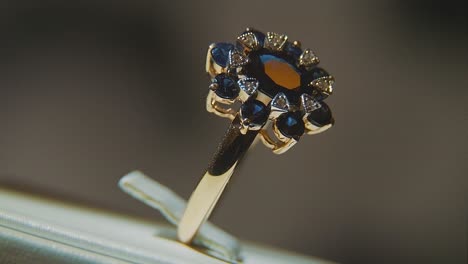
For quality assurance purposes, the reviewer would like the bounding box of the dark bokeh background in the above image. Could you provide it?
[0,1,467,263]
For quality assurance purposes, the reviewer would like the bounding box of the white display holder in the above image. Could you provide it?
[0,171,335,264]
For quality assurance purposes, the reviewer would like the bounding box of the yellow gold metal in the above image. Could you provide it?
[208,83,218,91]
[178,163,238,243]
[293,40,301,48]
[271,120,298,154]
[258,122,298,154]
[206,90,237,120]
[304,116,334,135]
[255,92,272,106]
[206,44,226,78]
[239,113,263,135]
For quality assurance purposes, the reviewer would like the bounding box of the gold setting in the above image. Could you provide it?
[206,39,334,153]
[206,43,225,77]
[206,90,237,120]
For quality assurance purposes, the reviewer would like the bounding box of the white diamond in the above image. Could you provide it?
[311,76,334,95]
[238,78,259,95]
[271,92,290,111]
[264,32,288,51]
[301,94,321,113]
[299,48,319,67]
[237,32,259,50]
[228,50,248,68]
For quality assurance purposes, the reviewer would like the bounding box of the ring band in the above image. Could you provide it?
[178,28,335,243]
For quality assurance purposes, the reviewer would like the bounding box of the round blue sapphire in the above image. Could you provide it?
[307,102,333,127]
[240,99,269,125]
[211,43,235,67]
[309,88,328,101]
[301,67,329,85]
[285,42,303,60]
[276,112,305,140]
[251,30,266,47]
[214,74,240,99]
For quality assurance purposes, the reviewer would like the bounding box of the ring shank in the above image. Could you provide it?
[177,115,259,243]
[208,115,259,176]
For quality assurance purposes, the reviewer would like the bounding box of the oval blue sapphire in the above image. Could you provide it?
[276,112,305,140]
[211,43,235,67]
[214,74,240,99]
[307,102,333,127]
[240,99,269,125]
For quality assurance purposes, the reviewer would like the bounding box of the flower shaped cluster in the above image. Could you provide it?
[206,28,334,153]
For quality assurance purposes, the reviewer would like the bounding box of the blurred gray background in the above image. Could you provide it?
[0,0,467,263]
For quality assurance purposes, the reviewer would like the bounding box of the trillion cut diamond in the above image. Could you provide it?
[301,94,321,113]
[271,92,290,111]
[311,76,334,96]
[238,78,259,95]
[264,32,288,51]
[299,48,319,67]
[228,50,249,68]
[237,32,259,50]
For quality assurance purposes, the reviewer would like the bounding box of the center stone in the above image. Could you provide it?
[260,54,301,90]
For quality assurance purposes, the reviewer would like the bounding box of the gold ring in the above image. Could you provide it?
[178,28,335,243]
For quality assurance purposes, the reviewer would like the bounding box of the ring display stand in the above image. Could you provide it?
[0,171,335,264]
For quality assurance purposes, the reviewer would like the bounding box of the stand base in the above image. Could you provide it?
[0,173,336,264]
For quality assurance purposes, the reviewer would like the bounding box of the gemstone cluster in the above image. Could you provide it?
[208,28,334,145]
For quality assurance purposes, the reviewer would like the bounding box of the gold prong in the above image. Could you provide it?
[305,122,333,135]
[206,90,237,120]
[259,127,276,150]
[293,40,301,48]
[206,44,226,77]
[239,123,249,134]
[272,138,297,154]
[258,119,299,154]
[208,83,218,91]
